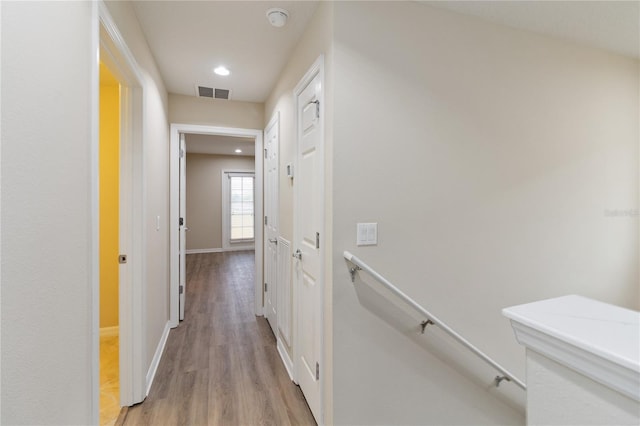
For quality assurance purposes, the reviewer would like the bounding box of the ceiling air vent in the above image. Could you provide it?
[214,88,230,100]
[196,85,231,100]
[197,86,214,98]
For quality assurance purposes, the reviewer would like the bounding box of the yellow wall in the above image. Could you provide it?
[99,62,120,328]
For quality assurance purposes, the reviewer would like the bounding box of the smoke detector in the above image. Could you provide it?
[266,8,288,28]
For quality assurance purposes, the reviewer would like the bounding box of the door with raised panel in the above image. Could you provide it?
[294,60,324,424]
[264,113,279,336]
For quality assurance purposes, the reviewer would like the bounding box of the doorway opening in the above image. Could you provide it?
[170,125,264,327]
[99,59,121,426]
[96,4,147,423]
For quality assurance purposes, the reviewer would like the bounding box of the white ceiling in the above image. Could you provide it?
[132,1,639,105]
[131,1,319,103]
[185,134,255,156]
[424,1,639,59]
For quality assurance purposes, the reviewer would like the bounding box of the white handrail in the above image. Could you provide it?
[343,251,526,390]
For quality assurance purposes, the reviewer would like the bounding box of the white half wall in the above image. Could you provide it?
[527,350,640,425]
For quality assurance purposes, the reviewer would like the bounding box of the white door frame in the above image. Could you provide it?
[178,133,186,321]
[96,0,147,417]
[169,124,264,326]
[293,55,326,425]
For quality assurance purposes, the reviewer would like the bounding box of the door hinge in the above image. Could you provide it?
[179,217,184,226]
[118,254,127,264]
[180,149,185,158]
[264,148,268,159]
[316,362,320,380]
[315,232,320,249]
[264,282,268,292]
[179,285,184,294]
[308,99,320,119]
[264,216,268,226]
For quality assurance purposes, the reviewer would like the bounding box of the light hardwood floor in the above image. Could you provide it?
[100,334,120,426]
[119,251,316,426]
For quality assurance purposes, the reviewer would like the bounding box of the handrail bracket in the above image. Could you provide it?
[494,375,511,387]
[349,266,362,283]
[420,319,434,334]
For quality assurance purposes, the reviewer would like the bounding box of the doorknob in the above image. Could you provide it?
[269,238,278,244]
[293,249,302,260]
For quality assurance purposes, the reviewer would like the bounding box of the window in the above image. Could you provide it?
[228,173,254,242]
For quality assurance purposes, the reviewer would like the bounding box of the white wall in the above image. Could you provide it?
[169,94,263,130]
[0,2,171,423]
[103,0,171,372]
[332,2,638,425]
[265,1,334,248]
[186,154,255,251]
[1,2,96,424]
[1,2,3,419]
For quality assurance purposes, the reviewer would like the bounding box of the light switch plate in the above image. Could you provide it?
[357,223,377,246]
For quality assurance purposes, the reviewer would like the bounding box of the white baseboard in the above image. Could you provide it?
[226,244,255,252]
[146,321,170,396]
[100,326,119,338]
[277,338,295,382]
[186,248,224,254]
[186,246,255,254]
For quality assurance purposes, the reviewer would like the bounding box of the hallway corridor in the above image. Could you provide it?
[119,251,316,425]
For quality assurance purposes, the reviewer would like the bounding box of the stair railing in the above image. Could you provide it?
[344,251,526,390]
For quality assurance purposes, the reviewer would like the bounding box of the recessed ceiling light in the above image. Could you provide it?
[214,66,230,76]
[266,8,289,28]
[235,149,242,153]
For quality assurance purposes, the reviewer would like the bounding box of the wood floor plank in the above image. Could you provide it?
[208,344,240,426]
[123,251,315,426]
[149,324,186,401]
[176,369,209,425]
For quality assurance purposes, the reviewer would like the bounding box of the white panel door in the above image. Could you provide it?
[264,113,279,335]
[294,64,323,423]
[179,133,187,321]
